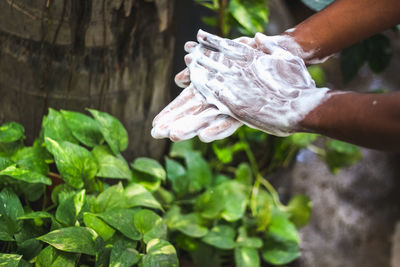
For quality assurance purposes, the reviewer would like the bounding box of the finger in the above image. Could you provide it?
[151,92,207,139]
[254,32,279,55]
[193,50,231,73]
[234,36,257,49]
[198,115,243,142]
[197,29,254,61]
[168,107,221,142]
[184,41,198,53]
[184,54,193,65]
[152,85,203,127]
[174,68,191,88]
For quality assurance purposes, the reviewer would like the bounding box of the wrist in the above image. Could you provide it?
[298,90,349,133]
[280,29,330,65]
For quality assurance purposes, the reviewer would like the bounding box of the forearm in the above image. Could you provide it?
[300,91,400,151]
[285,0,400,63]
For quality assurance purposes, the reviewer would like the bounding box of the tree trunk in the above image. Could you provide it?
[0,0,175,160]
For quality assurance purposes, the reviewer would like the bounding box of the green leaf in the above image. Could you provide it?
[0,165,51,185]
[235,247,260,267]
[165,157,188,195]
[0,188,24,236]
[307,65,326,87]
[196,2,218,10]
[213,174,230,186]
[13,146,50,175]
[324,139,362,174]
[220,182,248,222]
[142,239,178,267]
[131,158,166,181]
[56,190,85,226]
[0,122,24,143]
[61,110,104,147]
[212,143,234,164]
[195,187,224,219]
[261,210,300,265]
[202,225,236,250]
[51,184,76,205]
[0,140,23,158]
[0,230,14,241]
[131,157,166,191]
[16,238,42,261]
[286,195,312,228]
[134,209,167,243]
[36,245,78,267]
[235,163,253,186]
[21,183,45,202]
[43,109,78,144]
[124,183,163,210]
[92,145,131,180]
[98,209,142,241]
[153,187,175,206]
[340,42,366,83]
[0,253,22,267]
[45,138,98,189]
[301,0,333,11]
[0,157,14,171]
[229,0,268,35]
[88,109,128,155]
[236,227,263,248]
[201,16,217,27]
[190,242,222,267]
[83,213,115,241]
[175,233,199,252]
[37,227,99,255]
[185,151,212,193]
[169,139,194,158]
[365,34,392,73]
[95,183,125,213]
[250,189,273,231]
[133,209,162,234]
[287,133,318,147]
[195,181,248,222]
[165,206,208,238]
[110,240,140,267]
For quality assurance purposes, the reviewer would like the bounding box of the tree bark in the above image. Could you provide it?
[0,0,175,160]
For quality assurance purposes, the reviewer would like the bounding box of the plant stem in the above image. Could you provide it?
[257,174,285,209]
[48,172,62,180]
[307,144,326,156]
[238,130,259,175]
[217,0,227,36]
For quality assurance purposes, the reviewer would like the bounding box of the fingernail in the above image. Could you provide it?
[197,29,208,40]
[184,54,192,65]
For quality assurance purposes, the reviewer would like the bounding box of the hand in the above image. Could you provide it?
[174,31,326,89]
[151,84,242,142]
[186,30,330,136]
[151,37,255,143]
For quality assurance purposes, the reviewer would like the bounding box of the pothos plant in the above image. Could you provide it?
[0,107,360,267]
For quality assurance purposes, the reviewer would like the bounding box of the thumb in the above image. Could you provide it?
[254,32,277,55]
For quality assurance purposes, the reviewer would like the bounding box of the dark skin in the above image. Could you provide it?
[286,0,400,151]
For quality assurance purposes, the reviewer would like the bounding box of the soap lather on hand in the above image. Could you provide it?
[151,30,331,142]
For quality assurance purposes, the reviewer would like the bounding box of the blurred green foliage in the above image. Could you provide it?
[194,0,268,36]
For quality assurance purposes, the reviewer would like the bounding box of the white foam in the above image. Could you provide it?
[187,33,332,136]
[152,30,337,141]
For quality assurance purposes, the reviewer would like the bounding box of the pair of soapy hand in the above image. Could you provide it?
[151,30,329,142]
